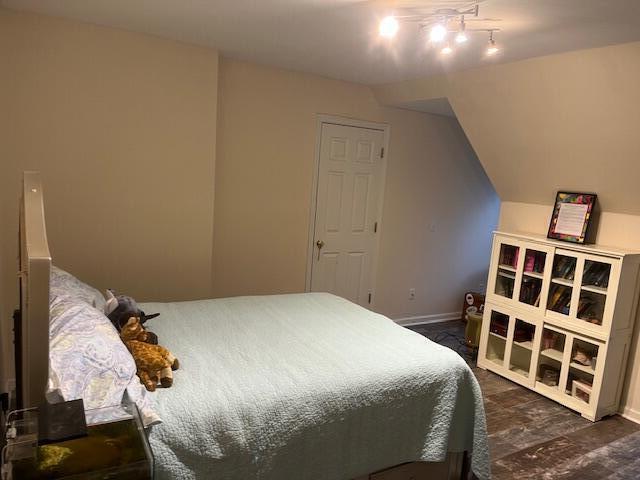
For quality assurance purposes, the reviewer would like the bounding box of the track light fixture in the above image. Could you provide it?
[377,1,502,59]
[455,17,468,44]
[486,30,500,56]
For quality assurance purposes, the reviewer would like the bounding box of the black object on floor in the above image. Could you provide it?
[410,319,476,362]
[432,330,477,361]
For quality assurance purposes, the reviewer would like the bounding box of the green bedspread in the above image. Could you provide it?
[142,293,490,479]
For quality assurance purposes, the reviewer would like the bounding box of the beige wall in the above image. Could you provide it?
[374,109,499,317]
[1,9,499,390]
[499,201,640,422]
[0,9,219,384]
[373,41,640,215]
[214,58,499,319]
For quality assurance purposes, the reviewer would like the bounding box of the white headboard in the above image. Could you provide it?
[18,171,51,408]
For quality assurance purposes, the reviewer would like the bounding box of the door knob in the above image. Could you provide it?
[316,240,325,260]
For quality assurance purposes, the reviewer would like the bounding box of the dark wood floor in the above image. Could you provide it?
[408,320,640,480]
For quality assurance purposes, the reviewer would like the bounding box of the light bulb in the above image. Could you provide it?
[455,18,467,44]
[379,16,399,39]
[429,24,447,43]
[455,31,468,44]
[441,45,453,55]
[486,31,500,56]
[486,40,499,56]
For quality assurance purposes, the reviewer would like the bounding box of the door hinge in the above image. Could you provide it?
[380,147,385,158]
[374,221,378,233]
[368,293,372,304]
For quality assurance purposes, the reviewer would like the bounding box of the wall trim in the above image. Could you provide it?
[393,311,461,327]
[620,406,640,425]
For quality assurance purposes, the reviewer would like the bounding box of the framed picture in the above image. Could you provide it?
[547,192,597,244]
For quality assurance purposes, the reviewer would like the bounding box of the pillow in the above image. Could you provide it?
[48,294,161,427]
[50,266,106,311]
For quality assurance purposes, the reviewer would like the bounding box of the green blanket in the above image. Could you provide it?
[143,293,490,479]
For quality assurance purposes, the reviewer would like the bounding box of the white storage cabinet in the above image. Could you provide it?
[478,231,640,421]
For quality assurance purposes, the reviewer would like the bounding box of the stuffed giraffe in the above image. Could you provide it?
[120,317,179,391]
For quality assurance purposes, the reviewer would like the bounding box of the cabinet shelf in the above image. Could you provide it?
[540,348,563,362]
[513,340,533,350]
[510,366,529,377]
[570,362,596,375]
[497,271,515,280]
[489,331,506,341]
[498,264,516,272]
[551,277,574,287]
[581,285,608,295]
[544,315,608,342]
[523,271,544,280]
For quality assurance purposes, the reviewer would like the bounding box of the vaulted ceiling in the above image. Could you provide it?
[374,41,640,214]
[2,0,640,84]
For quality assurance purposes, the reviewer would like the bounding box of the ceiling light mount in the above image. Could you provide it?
[378,1,503,59]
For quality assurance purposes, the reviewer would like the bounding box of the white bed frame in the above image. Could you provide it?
[17,171,51,410]
[17,171,472,479]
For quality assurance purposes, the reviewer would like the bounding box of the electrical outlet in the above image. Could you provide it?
[409,288,416,300]
[5,378,15,394]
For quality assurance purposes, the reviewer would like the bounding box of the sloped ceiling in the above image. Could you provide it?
[373,41,640,215]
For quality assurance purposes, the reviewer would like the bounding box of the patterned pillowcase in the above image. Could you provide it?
[47,294,161,427]
[50,266,106,311]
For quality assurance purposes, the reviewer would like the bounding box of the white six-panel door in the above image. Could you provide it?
[310,122,386,306]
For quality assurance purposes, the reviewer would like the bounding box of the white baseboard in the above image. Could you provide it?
[393,312,461,327]
[620,405,640,425]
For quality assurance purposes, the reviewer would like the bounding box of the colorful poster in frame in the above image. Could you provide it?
[547,192,597,244]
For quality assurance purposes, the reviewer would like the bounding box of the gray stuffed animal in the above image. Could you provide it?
[105,290,160,345]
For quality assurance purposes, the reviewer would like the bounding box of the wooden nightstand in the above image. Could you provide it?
[2,403,153,480]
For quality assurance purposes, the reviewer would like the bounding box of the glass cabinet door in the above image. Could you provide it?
[535,325,602,412]
[494,242,520,301]
[507,318,538,383]
[547,252,577,316]
[479,305,539,387]
[545,250,618,336]
[564,337,599,406]
[577,258,612,327]
[517,247,552,312]
[484,309,509,368]
[536,326,566,392]
[489,236,553,313]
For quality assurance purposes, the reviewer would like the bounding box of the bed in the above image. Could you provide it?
[16,172,490,479]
